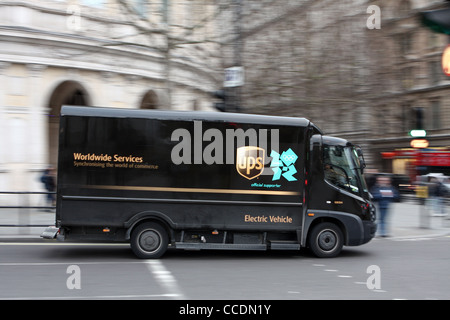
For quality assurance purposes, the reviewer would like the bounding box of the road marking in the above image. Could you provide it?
[145,260,186,300]
[338,275,352,278]
[324,269,338,272]
[392,237,432,242]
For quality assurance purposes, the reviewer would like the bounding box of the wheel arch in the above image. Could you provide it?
[124,211,175,241]
[306,216,347,246]
[303,210,364,246]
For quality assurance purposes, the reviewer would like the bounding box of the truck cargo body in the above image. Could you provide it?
[43,106,376,258]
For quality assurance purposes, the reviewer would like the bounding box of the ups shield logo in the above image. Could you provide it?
[236,146,265,180]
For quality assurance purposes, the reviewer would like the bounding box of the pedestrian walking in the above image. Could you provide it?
[40,166,56,206]
[428,176,447,217]
[370,176,399,237]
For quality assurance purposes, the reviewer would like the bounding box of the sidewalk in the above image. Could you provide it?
[0,207,55,240]
[386,200,450,239]
[0,200,450,241]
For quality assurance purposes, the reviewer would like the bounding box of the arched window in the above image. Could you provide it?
[47,81,91,166]
[140,90,159,109]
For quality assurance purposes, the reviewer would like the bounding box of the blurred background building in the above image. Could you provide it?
[2,0,450,201]
[218,0,450,179]
[369,0,450,177]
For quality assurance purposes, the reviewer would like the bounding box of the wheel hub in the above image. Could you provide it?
[317,230,337,252]
[139,230,161,253]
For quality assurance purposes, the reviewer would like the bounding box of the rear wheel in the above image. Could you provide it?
[308,222,343,258]
[130,222,169,259]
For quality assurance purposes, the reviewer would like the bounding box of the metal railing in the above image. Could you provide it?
[0,191,56,228]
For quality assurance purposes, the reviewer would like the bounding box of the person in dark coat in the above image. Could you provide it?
[429,176,447,217]
[41,167,56,206]
[370,176,399,237]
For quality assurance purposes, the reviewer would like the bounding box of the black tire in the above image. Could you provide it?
[130,222,169,259]
[308,222,344,258]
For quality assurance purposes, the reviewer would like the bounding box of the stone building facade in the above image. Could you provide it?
[367,0,450,175]
[0,0,221,200]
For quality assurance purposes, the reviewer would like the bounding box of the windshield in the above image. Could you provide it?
[323,144,369,197]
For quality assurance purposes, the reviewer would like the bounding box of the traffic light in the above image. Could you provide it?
[421,4,450,76]
[421,6,450,35]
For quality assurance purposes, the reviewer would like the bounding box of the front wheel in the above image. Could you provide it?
[308,222,344,258]
[130,222,169,259]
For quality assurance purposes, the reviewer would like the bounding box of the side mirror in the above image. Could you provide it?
[355,146,366,174]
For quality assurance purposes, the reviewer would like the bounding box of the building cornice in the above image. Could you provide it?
[0,26,220,92]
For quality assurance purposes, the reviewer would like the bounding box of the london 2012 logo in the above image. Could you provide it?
[270,148,298,182]
[236,146,298,181]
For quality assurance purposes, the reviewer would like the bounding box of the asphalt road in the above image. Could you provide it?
[0,236,449,300]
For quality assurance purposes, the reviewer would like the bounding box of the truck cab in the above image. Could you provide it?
[303,135,376,257]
